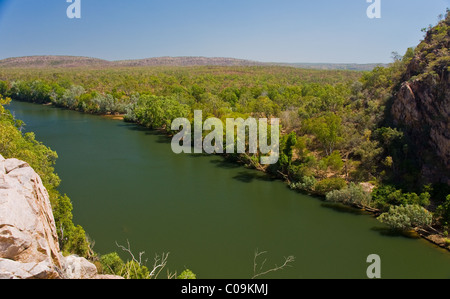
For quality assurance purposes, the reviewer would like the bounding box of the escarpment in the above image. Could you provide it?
[391,14,450,184]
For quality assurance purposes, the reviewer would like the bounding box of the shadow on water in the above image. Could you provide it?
[209,157,242,169]
[370,226,421,239]
[119,123,172,144]
[232,170,277,184]
[320,202,372,216]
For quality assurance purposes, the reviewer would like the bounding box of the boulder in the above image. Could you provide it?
[0,154,62,278]
[62,255,98,279]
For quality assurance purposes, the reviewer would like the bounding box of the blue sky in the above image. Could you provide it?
[0,0,448,63]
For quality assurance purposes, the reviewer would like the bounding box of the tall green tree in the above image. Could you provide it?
[304,112,343,156]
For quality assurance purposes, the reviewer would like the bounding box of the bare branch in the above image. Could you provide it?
[252,249,295,279]
[149,252,170,279]
[116,240,143,264]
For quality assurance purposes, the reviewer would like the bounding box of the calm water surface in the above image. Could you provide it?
[7,100,450,279]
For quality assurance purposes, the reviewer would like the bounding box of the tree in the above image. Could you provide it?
[0,81,9,96]
[249,96,280,118]
[436,195,450,227]
[134,95,190,132]
[320,150,344,173]
[304,112,343,156]
[371,185,431,211]
[279,132,297,168]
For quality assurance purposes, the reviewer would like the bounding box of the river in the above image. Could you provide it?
[7,100,450,279]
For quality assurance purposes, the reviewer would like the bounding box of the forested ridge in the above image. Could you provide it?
[0,10,449,277]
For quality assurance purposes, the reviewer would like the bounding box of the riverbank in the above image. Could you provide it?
[9,100,450,254]
[7,99,450,279]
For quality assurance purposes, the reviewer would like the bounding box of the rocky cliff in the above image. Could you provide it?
[391,13,450,184]
[0,154,120,279]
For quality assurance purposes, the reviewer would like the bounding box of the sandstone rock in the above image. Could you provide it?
[62,255,98,279]
[0,258,60,279]
[0,155,62,278]
[0,156,123,279]
[94,274,125,279]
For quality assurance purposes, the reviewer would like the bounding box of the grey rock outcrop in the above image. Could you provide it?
[0,154,120,279]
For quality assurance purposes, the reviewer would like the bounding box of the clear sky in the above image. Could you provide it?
[0,0,448,63]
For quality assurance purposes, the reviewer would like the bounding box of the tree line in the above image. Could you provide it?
[0,59,448,235]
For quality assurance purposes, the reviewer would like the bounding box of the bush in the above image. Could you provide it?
[372,185,431,211]
[178,269,197,279]
[100,252,125,275]
[436,195,450,227]
[314,177,347,195]
[378,205,433,231]
[319,151,344,172]
[289,175,317,192]
[64,225,90,258]
[326,183,372,208]
[119,260,150,279]
[0,81,8,96]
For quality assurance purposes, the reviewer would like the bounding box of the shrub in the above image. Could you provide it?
[119,260,150,279]
[100,252,125,275]
[178,269,197,279]
[314,177,347,195]
[64,225,90,258]
[378,205,433,231]
[289,175,317,192]
[326,183,372,208]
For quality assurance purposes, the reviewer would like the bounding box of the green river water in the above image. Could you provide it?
[7,100,450,279]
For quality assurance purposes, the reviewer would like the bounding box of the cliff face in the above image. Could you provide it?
[391,14,450,184]
[0,154,120,279]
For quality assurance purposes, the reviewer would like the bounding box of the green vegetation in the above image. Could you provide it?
[0,10,448,272]
[326,183,372,210]
[371,185,431,212]
[178,269,197,280]
[436,195,450,231]
[378,205,433,231]
[0,51,447,230]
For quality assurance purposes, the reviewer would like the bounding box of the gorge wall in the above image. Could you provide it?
[391,14,450,185]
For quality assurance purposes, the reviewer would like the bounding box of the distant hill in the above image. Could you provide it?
[276,62,387,71]
[0,56,112,68]
[0,55,384,71]
[115,56,266,67]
